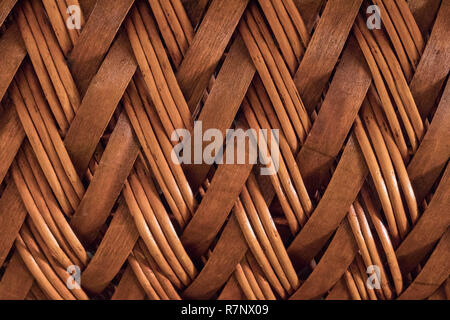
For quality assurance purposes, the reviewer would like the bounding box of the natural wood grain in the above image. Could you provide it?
[177,0,249,110]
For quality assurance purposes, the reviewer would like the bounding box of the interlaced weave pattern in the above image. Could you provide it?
[0,0,448,300]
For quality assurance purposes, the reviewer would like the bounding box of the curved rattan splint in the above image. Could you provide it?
[0,0,448,300]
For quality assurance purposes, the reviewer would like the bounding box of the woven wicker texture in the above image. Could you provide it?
[0,0,448,300]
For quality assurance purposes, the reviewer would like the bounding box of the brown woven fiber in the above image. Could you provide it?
[0,0,448,301]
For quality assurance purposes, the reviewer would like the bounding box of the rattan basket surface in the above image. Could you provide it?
[0,0,448,300]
